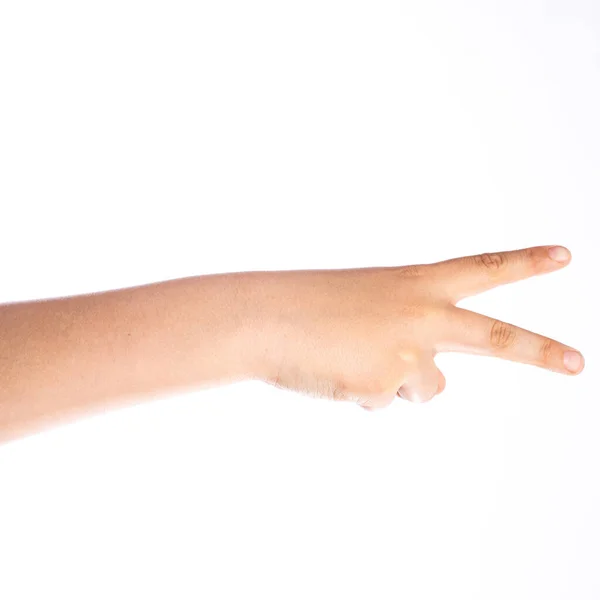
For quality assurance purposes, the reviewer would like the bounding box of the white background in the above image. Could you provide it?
[0,1,598,598]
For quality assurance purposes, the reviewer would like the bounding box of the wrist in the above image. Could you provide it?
[228,271,284,384]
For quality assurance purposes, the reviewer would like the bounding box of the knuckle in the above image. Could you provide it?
[523,247,536,262]
[367,379,390,398]
[539,339,554,364]
[490,319,517,349]
[474,252,507,271]
[366,370,400,399]
[397,349,420,371]
[396,264,423,278]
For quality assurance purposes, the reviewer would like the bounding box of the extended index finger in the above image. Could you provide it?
[426,245,572,302]
[436,306,585,375]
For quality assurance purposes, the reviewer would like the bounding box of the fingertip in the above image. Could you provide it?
[547,246,572,265]
[563,350,585,374]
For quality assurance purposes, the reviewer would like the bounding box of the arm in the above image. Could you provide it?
[0,245,584,443]
[0,271,271,442]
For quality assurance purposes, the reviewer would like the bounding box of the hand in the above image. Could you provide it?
[253,245,584,410]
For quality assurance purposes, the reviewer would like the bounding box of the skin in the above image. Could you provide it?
[0,245,584,443]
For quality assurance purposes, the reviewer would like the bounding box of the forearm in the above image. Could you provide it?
[0,271,270,442]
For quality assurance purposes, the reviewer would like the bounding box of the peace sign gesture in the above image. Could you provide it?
[0,245,585,441]
[258,245,585,409]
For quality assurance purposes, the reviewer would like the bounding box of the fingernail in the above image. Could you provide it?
[563,351,584,373]
[548,246,571,263]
